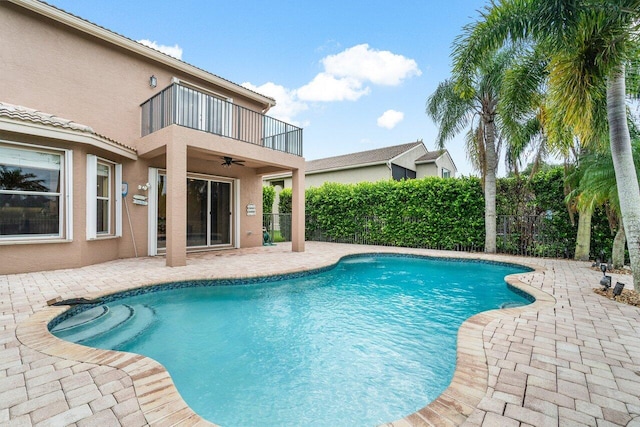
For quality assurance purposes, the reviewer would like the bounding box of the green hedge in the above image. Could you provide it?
[274,166,615,258]
[304,178,485,249]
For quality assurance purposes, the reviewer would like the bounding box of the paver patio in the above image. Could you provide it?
[1,242,639,426]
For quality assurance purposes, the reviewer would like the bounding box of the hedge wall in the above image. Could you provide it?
[274,166,615,258]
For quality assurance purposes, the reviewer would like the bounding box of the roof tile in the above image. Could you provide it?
[0,101,136,152]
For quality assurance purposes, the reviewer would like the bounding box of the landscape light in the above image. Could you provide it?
[613,282,625,298]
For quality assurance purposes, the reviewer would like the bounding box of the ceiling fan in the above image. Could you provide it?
[221,156,245,168]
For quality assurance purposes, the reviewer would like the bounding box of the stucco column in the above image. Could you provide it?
[166,142,187,266]
[291,168,305,252]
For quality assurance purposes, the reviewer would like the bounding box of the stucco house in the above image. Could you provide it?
[0,0,305,275]
[264,141,456,206]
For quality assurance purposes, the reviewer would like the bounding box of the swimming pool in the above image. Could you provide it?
[50,254,532,426]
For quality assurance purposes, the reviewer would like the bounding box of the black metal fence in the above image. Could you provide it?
[301,214,571,258]
[263,213,292,243]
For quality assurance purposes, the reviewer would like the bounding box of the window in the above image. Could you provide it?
[442,168,451,178]
[96,162,111,234]
[0,143,71,240]
[86,155,122,239]
[391,163,416,181]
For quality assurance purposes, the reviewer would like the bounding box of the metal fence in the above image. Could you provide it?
[263,213,292,244]
[303,214,571,258]
[496,215,569,258]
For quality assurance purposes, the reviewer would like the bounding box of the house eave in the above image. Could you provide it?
[9,0,276,110]
[0,118,138,160]
[307,160,388,175]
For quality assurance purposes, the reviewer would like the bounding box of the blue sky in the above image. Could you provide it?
[47,0,490,176]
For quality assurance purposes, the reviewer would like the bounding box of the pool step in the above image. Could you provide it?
[51,304,156,350]
[51,305,109,332]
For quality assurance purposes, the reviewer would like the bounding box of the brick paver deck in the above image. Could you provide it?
[1,242,639,426]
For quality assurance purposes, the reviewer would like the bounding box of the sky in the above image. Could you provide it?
[46,0,491,176]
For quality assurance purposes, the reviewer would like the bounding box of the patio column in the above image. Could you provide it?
[291,168,305,252]
[166,142,187,266]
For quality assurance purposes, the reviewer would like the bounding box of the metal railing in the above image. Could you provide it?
[263,213,291,243]
[141,83,303,156]
[304,214,572,258]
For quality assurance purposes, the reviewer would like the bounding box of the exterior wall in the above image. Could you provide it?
[0,2,305,273]
[436,155,457,178]
[416,156,457,179]
[416,162,438,179]
[390,145,427,170]
[0,130,132,274]
[0,3,262,147]
[306,164,389,188]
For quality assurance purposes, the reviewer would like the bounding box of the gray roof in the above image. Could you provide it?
[306,141,424,172]
[0,102,136,152]
[415,149,446,163]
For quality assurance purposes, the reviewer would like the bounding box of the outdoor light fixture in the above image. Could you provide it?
[613,282,625,298]
[149,75,157,88]
[600,263,612,290]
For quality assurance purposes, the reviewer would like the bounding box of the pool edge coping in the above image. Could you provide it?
[15,250,555,427]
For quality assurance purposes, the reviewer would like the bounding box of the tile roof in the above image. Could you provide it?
[415,149,446,163]
[307,141,424,172]
[0,101,136,152]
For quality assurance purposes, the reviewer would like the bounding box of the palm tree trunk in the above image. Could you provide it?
[612,226,626,270]
[574,206,592,261]
[484,120,498,253]
[607,66,640,291]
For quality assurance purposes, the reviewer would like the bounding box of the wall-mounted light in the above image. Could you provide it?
[149,75,157,88]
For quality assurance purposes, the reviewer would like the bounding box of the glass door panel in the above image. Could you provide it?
[186,179,208,247]
[157,175,166,249]
[210,181,231,245]
[156,174,232,251]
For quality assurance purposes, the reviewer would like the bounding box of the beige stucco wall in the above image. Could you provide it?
[0,2,305,273]
[390,144,427,170]
[416,154,457,179]
[436,154,458,177]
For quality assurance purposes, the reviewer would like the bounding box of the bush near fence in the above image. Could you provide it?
[272,166,616,258]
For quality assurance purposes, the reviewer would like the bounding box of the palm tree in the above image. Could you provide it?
[427,49,517,253]
[451,0,640,291]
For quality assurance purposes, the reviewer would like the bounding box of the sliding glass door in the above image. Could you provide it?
[156,174,232,251]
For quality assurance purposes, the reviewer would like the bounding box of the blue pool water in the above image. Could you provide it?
[51,255,531,427]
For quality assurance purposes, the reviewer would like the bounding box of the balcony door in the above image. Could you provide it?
[176,85,232,137]
[156,173,232,251]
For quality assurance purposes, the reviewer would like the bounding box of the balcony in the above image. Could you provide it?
[141,83,303,157]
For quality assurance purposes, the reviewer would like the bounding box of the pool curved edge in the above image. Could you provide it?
[15,250,555,427]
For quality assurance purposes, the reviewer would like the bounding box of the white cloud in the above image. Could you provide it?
[137,39,183,60]
[242,81,308,126]
[297,73,370,102]
[244,44,420,123]
[322,44,421,86]
[377,109,404,129]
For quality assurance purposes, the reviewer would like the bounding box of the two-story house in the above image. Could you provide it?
[0,0,305,274]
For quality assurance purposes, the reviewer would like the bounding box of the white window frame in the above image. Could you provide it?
[0,141,71,242]
[86,155,122,240]
[442,167,451,178]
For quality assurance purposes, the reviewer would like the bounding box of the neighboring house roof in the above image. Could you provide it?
[306,141,424,173]
[0,102,137,159]
[9,0,275,110]
[415,149,447,163]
